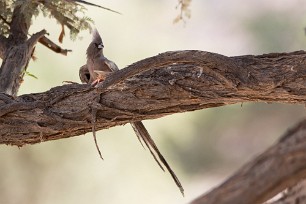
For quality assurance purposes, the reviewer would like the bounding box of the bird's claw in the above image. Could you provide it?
[91,78,104,87]
[91,71,112,86]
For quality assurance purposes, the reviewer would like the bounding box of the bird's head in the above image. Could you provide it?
[86,29,104,58]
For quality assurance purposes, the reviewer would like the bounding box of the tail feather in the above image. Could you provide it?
[131,123,164,171]
[131,121,184,196]
[132,124,147,149]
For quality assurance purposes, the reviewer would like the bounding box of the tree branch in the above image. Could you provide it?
[0,8,71,56]
[268,180,306,203]
[0,34,8,59]
[0,4,44,96]
[0,15,9,58]
[38,36,72,55]
[0,30,47,96]
[0,50,305,146]
[0,14,10,25]
[8,5,33,44]
[67,0,121,14]
[191,119,306,204]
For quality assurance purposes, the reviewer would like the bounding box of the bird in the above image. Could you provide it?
[79,29,184,196]
[82,29,118,85]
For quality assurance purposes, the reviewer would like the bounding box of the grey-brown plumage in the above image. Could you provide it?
[79,65,90,84]
[79,29,184,196]
[85,29,118,84]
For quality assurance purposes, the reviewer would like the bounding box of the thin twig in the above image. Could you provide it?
[0,14,10,25]
[68,0,122,14]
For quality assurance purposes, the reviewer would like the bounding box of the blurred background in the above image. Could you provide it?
[1,0,306,203]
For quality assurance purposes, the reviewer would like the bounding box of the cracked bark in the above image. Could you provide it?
[268,180,306,204]
[0,50,305,146]
[0,49,305,203]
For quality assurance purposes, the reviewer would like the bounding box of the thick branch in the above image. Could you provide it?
[191,119,306,204]
[268,180,306,203]
[0,30,47,96]
[0,34,8,59]
[0,14,9,57]
[0,4,43,96]
[0,50,305,146]
[8,5,32,44]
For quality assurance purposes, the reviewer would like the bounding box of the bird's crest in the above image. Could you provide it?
[87,28,104,58]
[92,29,103,46]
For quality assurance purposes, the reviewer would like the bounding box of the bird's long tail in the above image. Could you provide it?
[131,121,184,196]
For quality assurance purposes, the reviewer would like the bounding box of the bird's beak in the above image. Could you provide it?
[98,44,104,49]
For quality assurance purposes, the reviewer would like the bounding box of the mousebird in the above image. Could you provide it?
[79,29,184,195]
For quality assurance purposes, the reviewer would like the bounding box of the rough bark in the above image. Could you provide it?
[0,50,305,147]
[268,180,306,204]
[191,119,306,204]
[8,6,29,44]
[0,4,45,96]
[0,35,8,58]
[0,29,46,96]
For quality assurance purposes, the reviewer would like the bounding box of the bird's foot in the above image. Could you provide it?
[91,71,112,86]
[91,78,104,87]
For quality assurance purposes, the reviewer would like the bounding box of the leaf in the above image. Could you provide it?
[24,71,38,79]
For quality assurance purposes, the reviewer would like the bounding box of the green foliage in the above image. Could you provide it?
[24,70,38,79]
[0,0,93,39]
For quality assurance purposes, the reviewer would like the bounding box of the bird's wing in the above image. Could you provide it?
[104,58,119,72]
[79,65,90,84]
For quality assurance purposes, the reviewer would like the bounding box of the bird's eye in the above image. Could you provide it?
[94,43,104,49]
